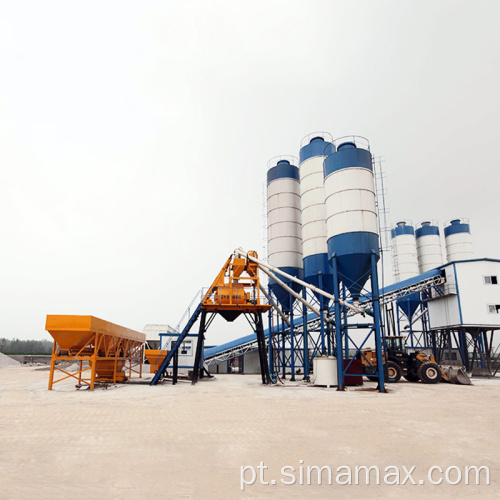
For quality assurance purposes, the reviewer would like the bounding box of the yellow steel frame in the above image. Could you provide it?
[202,250,271,313]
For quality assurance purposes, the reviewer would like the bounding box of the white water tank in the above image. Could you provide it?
[313,356,338,387]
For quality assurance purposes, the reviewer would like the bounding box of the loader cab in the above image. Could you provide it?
[385,336,411,372]
[386,335,406,352]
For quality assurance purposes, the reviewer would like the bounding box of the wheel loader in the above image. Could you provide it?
[359,335,471,385]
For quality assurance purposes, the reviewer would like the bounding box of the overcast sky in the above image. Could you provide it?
[1,0,499,344]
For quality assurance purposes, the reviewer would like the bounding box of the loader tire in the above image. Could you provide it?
[418,362,442,384]
[386,361,402,383]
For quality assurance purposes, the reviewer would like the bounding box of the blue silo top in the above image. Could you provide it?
[337,142,357,150]
[391,221,415,239]
[444,219,471,237]
[299,136,335,163]
[323,142,372,177]
[267,160,300,183]
[416,221,440,238]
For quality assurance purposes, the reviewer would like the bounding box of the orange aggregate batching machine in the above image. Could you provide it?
[46,315,145,390]
[150,251,273,386]
[202,250,270,319]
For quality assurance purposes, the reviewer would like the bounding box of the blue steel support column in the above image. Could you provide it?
[320,312,326,355]
[478,334,486,369]
[371,253,386,393]
[430,329,438,362]
[268,294,274,379]
[332,256,345,390]
[302,286,310,380]
[319,273,326,354]
[458,329,468,371]
[281,318,286,378]
[342,283,349,359]
[422,304,430,348]
[396,306,401,336]
[327,319,332,356]
[419,303,425,346]
[289,294,295,381]
[408,319,414,348]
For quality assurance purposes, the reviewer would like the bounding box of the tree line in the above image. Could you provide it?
[0,338,53,355]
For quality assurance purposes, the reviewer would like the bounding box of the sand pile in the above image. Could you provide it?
[0,352,21,368]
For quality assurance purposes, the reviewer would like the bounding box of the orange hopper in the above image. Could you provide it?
[46,315,145,390]
[144,349,168,373]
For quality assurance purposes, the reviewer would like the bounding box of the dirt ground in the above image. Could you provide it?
[0,365,498,499]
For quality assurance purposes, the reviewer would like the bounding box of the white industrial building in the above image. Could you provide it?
[427,259,500,330]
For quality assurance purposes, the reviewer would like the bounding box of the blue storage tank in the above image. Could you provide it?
[267,157,303,310]
[299,133,335,298]
[323,139,379,299]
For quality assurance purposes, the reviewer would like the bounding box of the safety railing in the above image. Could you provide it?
[267,154,299,169]
[332,135,370,151]
[299,131,334,149]
[174,289,204,333]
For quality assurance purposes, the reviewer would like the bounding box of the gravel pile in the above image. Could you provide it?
[0,352,21,368]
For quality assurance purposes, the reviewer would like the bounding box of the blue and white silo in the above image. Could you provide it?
[299,133,335,297]
[391,221,419,281]
[391,221,421,322]
[444,218,473,262]
[323,139,379,299]
[416,221,444,273]
[267,157,303,311]
[323,137,385,391]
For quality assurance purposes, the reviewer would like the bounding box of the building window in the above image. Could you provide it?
[487,304,500,314]
[180,340,192,355]
[484,276,498,285]
[169,339,192,354]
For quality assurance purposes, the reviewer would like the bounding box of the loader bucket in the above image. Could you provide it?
[440,365,472,385]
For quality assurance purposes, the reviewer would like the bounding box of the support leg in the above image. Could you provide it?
[254,312,272,384]
[342,284,349,359]
[192,310,207,385]
[290,295,295,381]
[331,256,345,391]
[371,253,386,393]
[199,335,205,379]
[268,301,274,379]
[281,320,286,379]
[173,349,179,385]
[302,286,309,381]
[48,341,57,390]
[319,274,326,354]
[459,329,469,372]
